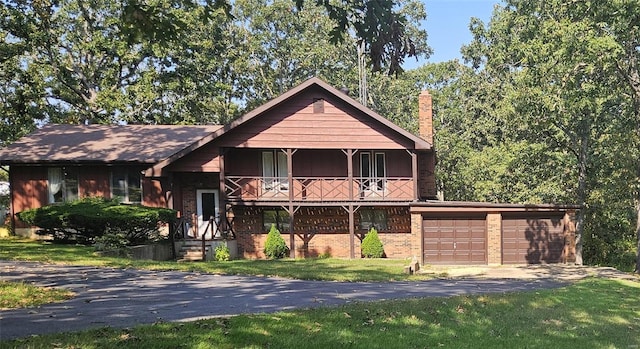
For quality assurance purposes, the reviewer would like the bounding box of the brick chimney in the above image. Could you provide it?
[418,91,434,145]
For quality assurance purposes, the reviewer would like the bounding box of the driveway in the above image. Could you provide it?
[0,261,568,340]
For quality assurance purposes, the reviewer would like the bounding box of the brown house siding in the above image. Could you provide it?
[142,177,167,207]
[79,166,110,198]
[168,144,220,172]
[11,166,48,230]
[217,89,414,150]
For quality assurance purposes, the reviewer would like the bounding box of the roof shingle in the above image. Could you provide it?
[0,124,222,164]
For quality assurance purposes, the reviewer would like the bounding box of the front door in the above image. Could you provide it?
[196,189,219,239]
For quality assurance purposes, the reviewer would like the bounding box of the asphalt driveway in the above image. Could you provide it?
[0,261,566,341]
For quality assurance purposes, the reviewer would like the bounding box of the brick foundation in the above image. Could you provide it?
[233,206,412,259]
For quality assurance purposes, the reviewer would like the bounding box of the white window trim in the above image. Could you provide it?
[360,151,386,193]
[262,150,289,192]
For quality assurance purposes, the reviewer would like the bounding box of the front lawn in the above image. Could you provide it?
[0,238,435,282]
[3,278,639,348]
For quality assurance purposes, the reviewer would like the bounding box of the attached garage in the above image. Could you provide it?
[423,214,487,265]
[411,201,578,266]
[502,213,567,264]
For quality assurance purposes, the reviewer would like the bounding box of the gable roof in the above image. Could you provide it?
[0,124,222,164]
[147,77,432,175]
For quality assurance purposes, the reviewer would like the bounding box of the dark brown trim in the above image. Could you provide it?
[219,148,226,231]
[411,150,418,200]
[228,200,412,207]
[411,200,580,213]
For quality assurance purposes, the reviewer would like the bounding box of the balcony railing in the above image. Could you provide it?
[225,176,414,202]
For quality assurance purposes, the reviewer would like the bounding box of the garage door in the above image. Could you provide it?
[502,215,565,264]
[423,216,487,265]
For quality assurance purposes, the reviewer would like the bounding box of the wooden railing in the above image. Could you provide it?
[225,176,414,202]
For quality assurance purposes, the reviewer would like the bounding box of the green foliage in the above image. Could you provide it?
[94,232,129,257]
[17,197,177,245]
[263,224,289,259]
[214,244,231,262]
[361,228,384,258]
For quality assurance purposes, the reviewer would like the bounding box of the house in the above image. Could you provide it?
[0,77,577,265]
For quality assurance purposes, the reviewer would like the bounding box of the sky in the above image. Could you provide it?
[404,0,500,68]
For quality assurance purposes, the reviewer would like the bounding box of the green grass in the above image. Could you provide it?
[3,278,639,349]
[0,281,74,309]
[0,238,435,282]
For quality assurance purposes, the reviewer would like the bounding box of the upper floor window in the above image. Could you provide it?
[262,150,289,192]
[48,167,78,203]
[360,151,386,192]
[111,169,142,203]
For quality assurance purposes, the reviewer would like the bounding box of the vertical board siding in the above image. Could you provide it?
[142,178,167,207]
[79,166,110,198]
[12,166,47,228]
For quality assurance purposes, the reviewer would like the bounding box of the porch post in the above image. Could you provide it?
[348,204,355,258]
[411,151,418,200]
[346,149,355,258]
[219,148,227,231]
[287,148,295,258]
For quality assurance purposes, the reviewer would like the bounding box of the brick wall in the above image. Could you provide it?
[410,213,423,262]
[232,206,412,259]
[486,213,502,264]
[563,211,577,263]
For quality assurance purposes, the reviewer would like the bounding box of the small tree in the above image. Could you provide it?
[263,224,289,259]
[214,244,231,261]
[361,227,384,258]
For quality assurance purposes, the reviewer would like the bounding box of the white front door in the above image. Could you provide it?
[196,189,219,239]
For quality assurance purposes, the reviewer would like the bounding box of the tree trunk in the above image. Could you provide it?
[574,132,590,265]
[636,201,640,273]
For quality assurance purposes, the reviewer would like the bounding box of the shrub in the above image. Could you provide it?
[17,197,177,245]
[361,227,384,258]
[263,224,289,259]
[94,232,129,257]
[214,244,231,261]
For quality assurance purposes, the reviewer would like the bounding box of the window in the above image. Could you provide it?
[262,150,289,191]
[263,209,290,232]
[111,169,142,203]
[359,209,388,231]
[48,167,78,203]
[360,152,386,192]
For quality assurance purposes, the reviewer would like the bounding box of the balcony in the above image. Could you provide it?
[225,176,415,202]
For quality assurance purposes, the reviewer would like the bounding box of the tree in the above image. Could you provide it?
[462,0,639,269]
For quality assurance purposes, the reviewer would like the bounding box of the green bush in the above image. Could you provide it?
[263,224,289,259]
[17,197,177,245]
[214,244,231,261]
[361,227,385,258]
[94,232,129,256]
